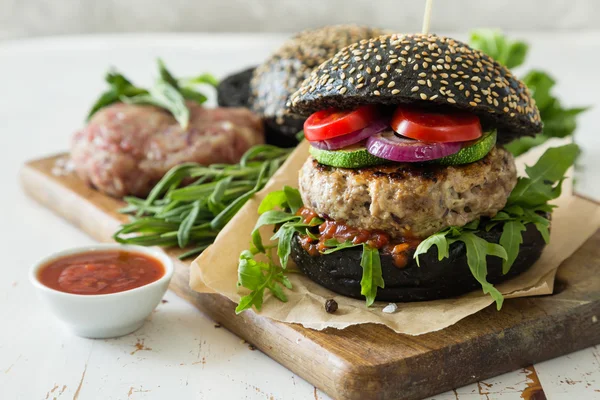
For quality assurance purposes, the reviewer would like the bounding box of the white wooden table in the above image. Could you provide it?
[0,32,599,400]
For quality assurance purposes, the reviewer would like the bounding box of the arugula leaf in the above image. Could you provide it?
[271,216,322,269]
[236,290,265,314]
[284,186,303,214]
[508,143,579,207]
[504,205,524,216]
[534,222,550,243]
[237,143,580,313]
[469,29,528,69]
[258,190,288,214]
[237,251,268,290]
[238,184,385,310]
[321,239,361,254]
[360,245,384,307]
[235,251,289,314]
[414,223,508,308]
[489,144,577,277]
[414,230,450,266]
[249,186,311,269]
[450,232,507,310]
[258,187,302,215]
[499,220,526,274]
[272,224,298,269]
[251,210,301,252]
[275,273,293,289]
[267,281,288,302]
[505,136,547,158]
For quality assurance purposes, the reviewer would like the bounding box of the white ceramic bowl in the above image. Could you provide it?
[29,244,173,339]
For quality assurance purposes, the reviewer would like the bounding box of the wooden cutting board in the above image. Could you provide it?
[21,154,600,400]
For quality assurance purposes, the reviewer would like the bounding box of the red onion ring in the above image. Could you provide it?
[309,119,389,150]
[366,130,462,162]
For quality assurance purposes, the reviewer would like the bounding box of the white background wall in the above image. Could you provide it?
[2,0,600,40]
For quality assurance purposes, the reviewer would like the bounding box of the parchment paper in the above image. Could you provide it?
[190,139,600,335]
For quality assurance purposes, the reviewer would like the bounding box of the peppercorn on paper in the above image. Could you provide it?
[190,139,600,335]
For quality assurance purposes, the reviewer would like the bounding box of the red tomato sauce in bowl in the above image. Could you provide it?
[37,250,165,295]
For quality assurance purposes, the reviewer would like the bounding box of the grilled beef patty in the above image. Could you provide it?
[299,146,517,239]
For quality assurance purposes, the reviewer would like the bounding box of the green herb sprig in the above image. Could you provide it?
[415,222,508,308]
[414,143,579,309]
[87,59,218,129]
[236,144,578,313]
[235,186,383,313]
[469,30,590,156]
[237,144,577,312]
[113,145,293,259]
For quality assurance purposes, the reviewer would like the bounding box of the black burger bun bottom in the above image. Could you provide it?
[217,67,303,148]
[290,221,546,303]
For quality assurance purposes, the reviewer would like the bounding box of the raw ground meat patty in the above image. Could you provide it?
[71,102,264,197]
[299,146,517,239]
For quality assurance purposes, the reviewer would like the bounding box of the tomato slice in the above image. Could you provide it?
[304,105,379,141]
[391,106,482,143]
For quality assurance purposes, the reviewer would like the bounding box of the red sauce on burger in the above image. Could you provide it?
[295,206,420,267]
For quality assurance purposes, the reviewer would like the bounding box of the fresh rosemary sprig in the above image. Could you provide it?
[113,145,293,259]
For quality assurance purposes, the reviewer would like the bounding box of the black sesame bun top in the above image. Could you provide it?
[250,25,388,125]
[289,33,542,142]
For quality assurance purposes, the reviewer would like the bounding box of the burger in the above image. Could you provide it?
[287,33,546,304]
[236,33,577,312]
[217,25,387,147]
